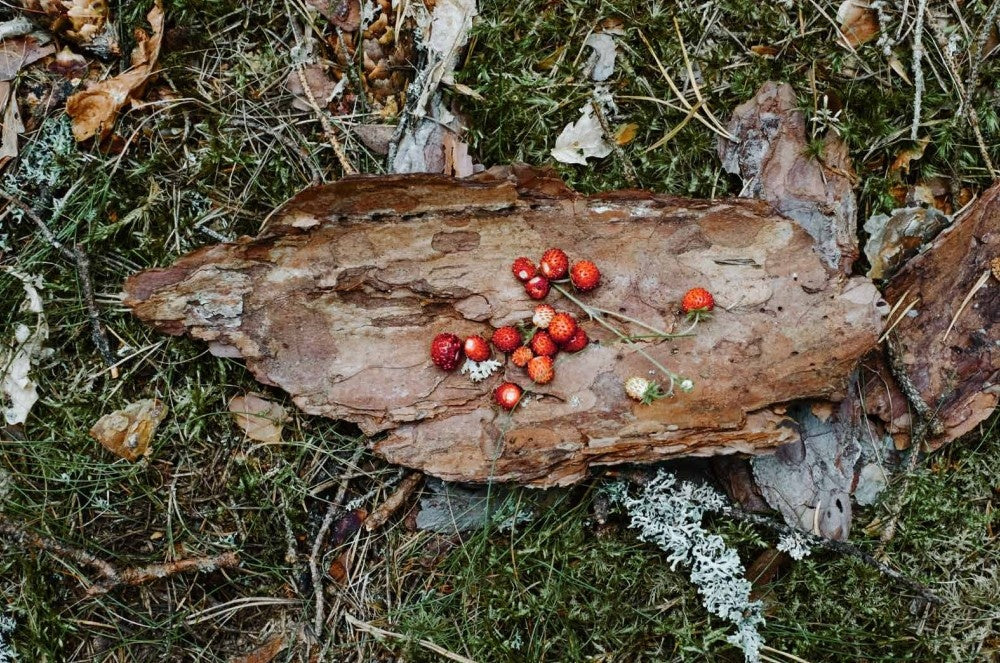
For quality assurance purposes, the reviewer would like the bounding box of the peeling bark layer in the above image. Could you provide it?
[125,165,884,486]
[883,182,1000,447]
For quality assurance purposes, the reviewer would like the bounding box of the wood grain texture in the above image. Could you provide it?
[124,165,884,486]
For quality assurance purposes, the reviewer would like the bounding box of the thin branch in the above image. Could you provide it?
[364,472,423,532]
[724,506,945,605]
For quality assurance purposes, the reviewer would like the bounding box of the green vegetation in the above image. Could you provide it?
[0,0,997,660]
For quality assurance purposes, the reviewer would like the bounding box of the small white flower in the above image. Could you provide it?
[460,358,502,382]
[551,104,613,165]
[679,379,694,392]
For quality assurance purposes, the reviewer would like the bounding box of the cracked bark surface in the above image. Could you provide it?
[124,164,884,487]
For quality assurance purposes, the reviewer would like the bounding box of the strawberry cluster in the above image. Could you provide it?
[512,248,601,300]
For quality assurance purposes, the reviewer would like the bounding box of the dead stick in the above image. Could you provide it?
[0,513,117,582]
[364,472,424,532]
[725,506,944,605]
[0,191,117,373]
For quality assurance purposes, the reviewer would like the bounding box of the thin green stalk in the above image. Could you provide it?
[551,283,687,394]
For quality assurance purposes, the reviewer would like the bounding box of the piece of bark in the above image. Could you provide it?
[124,165,884,487]
[719,82,859,273]
[883,181,1000,448]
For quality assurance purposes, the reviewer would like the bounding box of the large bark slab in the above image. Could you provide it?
[124,165,884,486]
[882,181,1000,447]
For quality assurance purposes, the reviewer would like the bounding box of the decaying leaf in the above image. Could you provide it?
[1,269,49,426]
[551,103,612,165]
[285,64,340,112]
[836,0,879,47]
[889,137,930,174]
[583,32,617,82]
[65,0,164,141]
[21,0,119,54]
[49,46,90,79]
[89,398,167,461]
[863,206,950,280]
[0,82,25,161]
[228,635,285,663]
[228,392,287,443]
[0,34,56,82]
[307,0,361,31]
[614,122,638,145]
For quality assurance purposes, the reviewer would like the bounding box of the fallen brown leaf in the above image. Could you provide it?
[889,137,930,175]
[228,392,287,444]
[21,0,118,51]
[0,82,25,161]
[614,122,639,145]
[837,0,879,47]
[0,35,56,82]
[89,398,167,461]
[228,634,285,663]
[65,0,164,141]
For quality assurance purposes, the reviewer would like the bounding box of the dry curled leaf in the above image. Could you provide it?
[228,635,285,663]
[228,392,287,443]
[1,269,48,426]
[65,0,163,141]
[21,0,118,51]
[0,82,25,161]
[614,122,638,146]
[0,35,56,82]
[837,0,879,47]
[889,137,930,175]
[89,398,167,461]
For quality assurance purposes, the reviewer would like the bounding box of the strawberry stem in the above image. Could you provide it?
[551,283,688,394]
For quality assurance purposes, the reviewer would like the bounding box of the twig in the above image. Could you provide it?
[910,0,928,141]
[344,613,479,663]
[724,506,945,605]
[310,446,364,636]
[0,512,239,596]
[589,101,637,186]
[0,190,118,375]
[295,65,357,175]
[364,472,424,532]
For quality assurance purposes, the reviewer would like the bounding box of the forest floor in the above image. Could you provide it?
[1,0,998,661]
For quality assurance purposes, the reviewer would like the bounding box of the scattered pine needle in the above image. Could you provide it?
[941,269,991,343]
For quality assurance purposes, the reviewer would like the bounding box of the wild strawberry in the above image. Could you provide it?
[532,304,555,329]
[430,333,463,371]
[681,287,714,314]
[511,346,533,367]
[530,331,558,357]
[463,335,491,362]
[548,312,577,344]
[511,257,536,282]
[527,355,554,384]
[494,382,523,410]
[560,327,589,353]
[624,376,666,404]
[540,248,569,280]
[491,326,522,353]
[570,260,600,291]
[524,275,550,300]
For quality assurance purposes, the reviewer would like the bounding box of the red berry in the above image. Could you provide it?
[548,312,577,344]
[491,326,522,353]
[540,248,569,280]
[532,304,555,328]
[681,287,715,313]
[526,356,554,384]
[530,331,558,357]
[511,257,536,282]
[463,335,491,362]
[494,382,523,410]
[560,327,589,353]
[524,275,550,300]
[430,333,463,371]
[570,260,600,291]
[511,346,533,367]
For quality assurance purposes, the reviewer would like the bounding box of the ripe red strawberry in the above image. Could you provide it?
[527,356,554,384]
[430,333,463,371]
[525,275,550,300]
[532,303,555,329]
[511,346,533,367]
[570,260,600,291]
[540,248,569,280]
[494,382,523,410]
[491,326,522,353]
[560,327,589,353]
[463,335,491,362]
[511,257,536,282]
[548,312,577,344]
[530,330,558,357]
[681,287,714,313]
